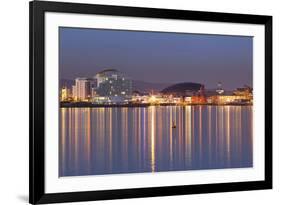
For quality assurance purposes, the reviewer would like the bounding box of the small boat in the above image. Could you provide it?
[172,121,176,128]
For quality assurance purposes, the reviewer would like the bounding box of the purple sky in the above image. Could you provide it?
[59,27,253,90]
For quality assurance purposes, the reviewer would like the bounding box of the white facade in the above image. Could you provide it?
[72,78,91,101]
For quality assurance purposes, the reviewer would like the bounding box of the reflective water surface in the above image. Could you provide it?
[59,106,252,177]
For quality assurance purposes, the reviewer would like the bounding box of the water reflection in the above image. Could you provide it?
[59,106,253,177]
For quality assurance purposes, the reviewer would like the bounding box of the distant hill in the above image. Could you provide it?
[132,80,171,93]
[161,82,203,96]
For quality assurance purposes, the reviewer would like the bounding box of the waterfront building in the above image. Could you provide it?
[72,77,92,101]
[191,96,207,104]
[172,97,183,104]
[60,86,69,101]
[94,69,132,98]
[184,96,192,104]
[131,95,150,104]
[208,95,252,104]
[91,87,97,99]
[92,96,110,104]
[233,86,253,97]
[72,85,77,101]
[191,85,207,104]
[148,94,168,104]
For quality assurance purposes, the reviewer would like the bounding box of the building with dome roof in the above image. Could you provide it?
[93,69,132,102]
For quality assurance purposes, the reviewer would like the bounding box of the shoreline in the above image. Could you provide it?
[60,102,253,108]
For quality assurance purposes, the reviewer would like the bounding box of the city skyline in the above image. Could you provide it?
[59,27,253,90]
[60,68,253,106]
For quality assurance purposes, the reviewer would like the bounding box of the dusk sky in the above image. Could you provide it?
[59,27,253,90]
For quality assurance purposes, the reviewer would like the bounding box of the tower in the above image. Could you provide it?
[216,82,224,95]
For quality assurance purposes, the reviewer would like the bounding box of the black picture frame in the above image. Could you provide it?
[29,0,272,204]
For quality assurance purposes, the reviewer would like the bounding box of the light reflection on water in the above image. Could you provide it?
[59,106,253,177]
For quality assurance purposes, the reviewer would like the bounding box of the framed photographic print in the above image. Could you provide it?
[29,0,272,204]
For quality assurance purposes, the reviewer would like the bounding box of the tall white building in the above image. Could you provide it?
[72,78,91,101]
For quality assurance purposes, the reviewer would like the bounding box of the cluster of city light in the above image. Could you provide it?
[61,87,252,105]
[60,69,253,105]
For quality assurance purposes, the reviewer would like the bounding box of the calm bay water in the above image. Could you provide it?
[59,106,252,177]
